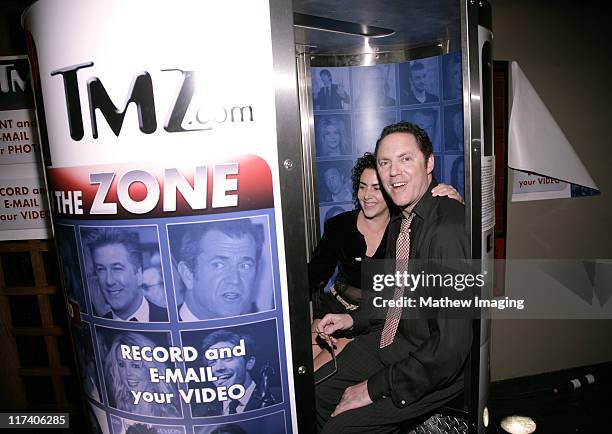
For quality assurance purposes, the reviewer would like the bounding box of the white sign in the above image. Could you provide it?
[24,1,296,432]
[0,55,51,240]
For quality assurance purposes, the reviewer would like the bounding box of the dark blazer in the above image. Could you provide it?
[191,384,282,417]
[148,302,169,321]
[308,210,388,318]
[315,84,349,110]
[102,299,168,322]
[402,89,439,105]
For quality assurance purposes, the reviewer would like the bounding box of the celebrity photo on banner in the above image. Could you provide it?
[23,0,297,432]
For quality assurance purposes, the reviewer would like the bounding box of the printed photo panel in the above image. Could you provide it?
[314,114,353,158]
[352,64,397,109]
[316,160,354,205]
[80,225,169,322]
[312,67,352,111]
[180,319,283,418]
[95,326,181,418]
[166,216,275,322]
[399,57,440,106]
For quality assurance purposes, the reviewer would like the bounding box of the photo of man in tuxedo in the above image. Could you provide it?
[190,329,282,417]
[314,69,350,110]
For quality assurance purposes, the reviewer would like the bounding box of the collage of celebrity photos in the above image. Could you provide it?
[54,214,289,433]
[313,52,465,231]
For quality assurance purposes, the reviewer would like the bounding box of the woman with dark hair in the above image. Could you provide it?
[309,153,462,370]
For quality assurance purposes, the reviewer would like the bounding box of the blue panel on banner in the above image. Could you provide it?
[60,209,290,434]
[311,52,464,238]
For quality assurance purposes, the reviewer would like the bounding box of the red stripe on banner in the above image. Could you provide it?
[46,155,274,219]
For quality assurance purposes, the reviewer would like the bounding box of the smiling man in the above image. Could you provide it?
[316,121,472,433]
[177,219,265,321]
[192,330,280,417]
[88,228,168,322]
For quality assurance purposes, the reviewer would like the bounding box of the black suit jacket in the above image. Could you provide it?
[316,84,349,110]
[350,180,472,409]
[102,299,168,322]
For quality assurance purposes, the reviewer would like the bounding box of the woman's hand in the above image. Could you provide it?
[432,183,464,204]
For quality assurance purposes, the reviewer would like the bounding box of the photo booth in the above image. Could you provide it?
[22,1,493,432]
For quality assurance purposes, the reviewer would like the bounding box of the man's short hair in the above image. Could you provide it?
[201,330,255,360]
[374,121,434,161]
[409,61,426,75]
[320,69,332,80]
[178,219,264,272]
[86,227,143,270]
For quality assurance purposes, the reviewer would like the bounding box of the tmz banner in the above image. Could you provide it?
[0,55,51,240]
[23,1,295,433]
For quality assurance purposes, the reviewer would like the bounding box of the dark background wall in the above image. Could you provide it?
[489,0,612,380]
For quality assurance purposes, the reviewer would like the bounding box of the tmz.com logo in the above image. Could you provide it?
[0,62,28,94]
[51,62,255,141]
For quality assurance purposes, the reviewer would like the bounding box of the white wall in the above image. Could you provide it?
[490,0,612,380]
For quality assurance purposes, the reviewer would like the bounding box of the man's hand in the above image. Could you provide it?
[331,380,373,417]
[317,313,354,345]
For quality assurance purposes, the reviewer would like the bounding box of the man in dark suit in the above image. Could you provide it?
[191,330,281,417]
[87,228,168,322]
[402,61,439,105]
[315,69,350,110]
[316,122,472,433]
